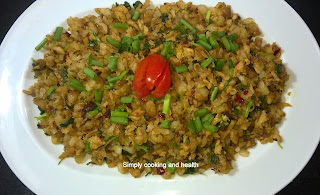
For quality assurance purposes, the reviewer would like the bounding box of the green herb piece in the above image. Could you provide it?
[205,11,211,24]
[210,154,219,164]
[60,117,74,127]
[107,56,118,71]
[174,65,188,73]
[273,60,282,74]
[194,108,208,117]
[35,113,47,120]
[58,158,65,165]
[162,94,171,115]
[161,41,171,57]
[278,142,283,149]
[132,11,140,21]
[262,52,272,56]
[86,161,97,166]
[209,36,219,49]
[227,33,238,41]
[64,44,71,51]
[228,59,234,77]
[197,40,212,50]
[222,36,231,51]
[123,1,131,10]
[200,56,214,68]
[178,23,187,35]
[187,120,196,134]
[132,40,140,54]
[52,27,63,41]
[234,108,241,116]
[106,36,121,48]
[111,111,128,118]
[210,87,218,101]
[199,34,208,43]
[160,13,169,23]
[112,22,129,29]
[95,89,102,104]
[110,116,129,125]
[202,114,214,124]
[133,1,142,8]
[203,124,218,133]
[171,142,180,149]
[83,67,98,81]
[121,36,133,52]
[212,31,225,38]
[88,109,99,117]
[35,38,48,51]
[161,120,171,129]
[107,76,120,83]
[120,97,133,104]
[67,77,85,92]
[85,140,91,154]
[215,59,225,71]
[142,40,151,51]
[47,86,56,100]
[136,145,152,152]
[194,117,203,133]
[166,160,176,173]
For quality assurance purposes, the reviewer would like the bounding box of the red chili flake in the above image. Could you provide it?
[65,31,71,37]
[159,112,165,119]
[234,94,244,103]
[273,48,281,56]
[141,98,146,104]
[243,90,249,95]
[94,69,102,76]
[182,41,189,45]
[156,167,165,175]
[195,7,199,12]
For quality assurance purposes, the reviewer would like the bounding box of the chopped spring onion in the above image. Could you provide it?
[85,140,91,154]
[132,40,140,54]
[91,60,104,67]
[111,111,129,118]
[209,36,219,49]
[194,117,203,133]
[178,23,187,35]
[85,90,91,96]
[234,108,241,116]
[104,82,115,90]
[212,31,225,38]
[228,59,234,77]
[187,120,196,134]
[121,36,133,52]
[179,18,196,34]
[133,1,143,9]
[88,109,99,118]
[227,33,238,41]
[107,56,118,71]
[278,142,283,149]
[110,116,129,125]
[161,42,171,57]
[35,38,48,51]
[215,59,225,71]
[161,120,171,129]
[64,43,71,51]
[95,89,102,104]
[194,108,208,117]
[106,36,121,48]
[229,40,239,52]
[112,22,129,29]
[60,117,74,127]
[197,40,212,50]
[136,145,152,152]
[108,76,120,83]
[162,94,171,115]
[244,97,255,118]
[35,113,47,120]
[222,36,231,51]
[67,77,85,92]
[58,158,65,165]
[174,65,188,73]
[120,97,133,104]
[93,31,101,42]
[132,11,140,21]
[200,56,214,68]
[119,69,129,80]
[52,27,63,41]
[166,160,176,173]
[83,67,98,81]
[210,87,218,101]
[205,11,211,24]
[47,86,56,96]
[202,113,214,124]
[203,124,218,133]
[171,142,180,149]
[262,52,272,56]
[199,34,208,43]
[133,33,145,40]
[128,75,134,81]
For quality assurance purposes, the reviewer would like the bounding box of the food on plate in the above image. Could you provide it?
[23,0,289,178]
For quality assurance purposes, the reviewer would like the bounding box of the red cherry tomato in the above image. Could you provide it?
[133,54,171,98]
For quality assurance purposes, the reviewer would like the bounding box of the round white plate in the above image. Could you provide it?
[0,0,319,194]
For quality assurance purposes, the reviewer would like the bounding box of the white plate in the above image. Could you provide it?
[0,0,319,194]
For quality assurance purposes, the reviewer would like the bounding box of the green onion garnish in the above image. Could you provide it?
[112,22,129,29]
[202,113,214,124]
[119,69,129,80]
[108,76,120,83]
[212,31,225,38]
[107,56,118,71]
[194,116,203,133]
[132,11,140,21]
[228,59,234,77]
[215,59,225,71]
[199,34,208,43]
[194,108,208,117]
[52,27,63,42]
[110,116,129,125]
[128,75,134,81]
[83,67,98,81]
[67,77,85,92]
[273,60,282,74]
[161,120,171,129]
[234,108,241,116]
[133,33,144,41]
[64,44,71,51]
[35,38,48,51]
[111,111,129,118]
[85,140,91,154]
[205,11,211,24]
[104,82,115,90]
[197,40,212,50]
[162,94,171,115]
[132,40,140,54]
[171,142,180,149]
[179,18,196,34]
[262,52,272,56]
[187,120,196,134]
[91,60,104,67]
[95,89,102,104]
[209,36,219,49]
[203,124,218,133]
[136,145,152,152]
[47,86,56,96]
[278,142,283,149]
[174,65,188,73]
[244,97,255,118]
[35,113,47,120]
[106,36,121,48]
[178,23,187,35]
[166,160,176,173]
[120,97,133,104]
[121,36,133,52]
[60,117,74,127]
[222,36,231,51]
[200,56,214,68]
[161,42,171,57]
[88,109,99,117]
[227,33,238,41]
[210,87,218,101]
